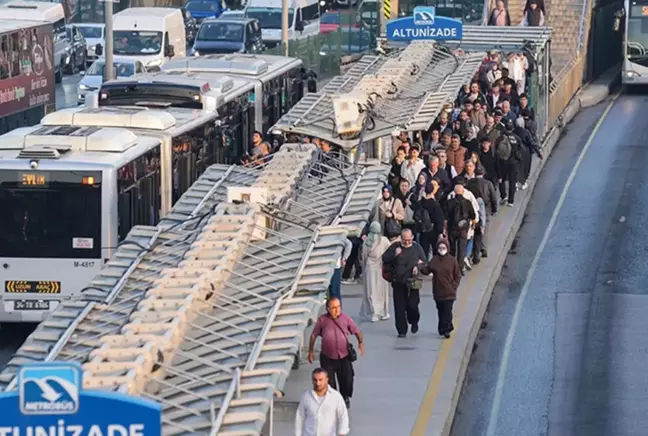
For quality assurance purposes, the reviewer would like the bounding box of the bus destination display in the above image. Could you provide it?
[19,172,48,187]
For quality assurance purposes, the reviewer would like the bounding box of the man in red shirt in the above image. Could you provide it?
[308,297,365,409]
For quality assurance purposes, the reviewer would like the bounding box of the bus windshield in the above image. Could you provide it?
[627,4,648,57]
[0,170,102,259]
[113,31,163,55]
[246,7,295,29]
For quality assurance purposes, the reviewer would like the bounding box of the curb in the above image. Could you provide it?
[435,74,618,436]
[578,63,621,109]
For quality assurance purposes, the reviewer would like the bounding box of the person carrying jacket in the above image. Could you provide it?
[467,167,498,261]
[382,229,427,338]
[420,239,462,338]
[444,184,476,275]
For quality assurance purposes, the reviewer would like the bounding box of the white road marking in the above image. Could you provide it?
[485,92,622,436]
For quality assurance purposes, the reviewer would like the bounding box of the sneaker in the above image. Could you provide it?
[507,203,514,207]
[380,314,391,321]
[398,333,407,338]
[341,279,355,285]
[481,249,488,258]
[516,182,522,189]
[463,257,472,270]
[522,182,528,190]
[443,332,451,339]
[370,316,380,323]
[500,198,508,205]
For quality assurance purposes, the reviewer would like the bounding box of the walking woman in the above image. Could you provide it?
[359,222,391,322]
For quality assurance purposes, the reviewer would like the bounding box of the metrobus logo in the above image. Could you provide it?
[19,364,80,415]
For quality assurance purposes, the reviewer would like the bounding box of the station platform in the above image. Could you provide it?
[267,129,563,436]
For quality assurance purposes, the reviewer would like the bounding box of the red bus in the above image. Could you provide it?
[0,20,55,135]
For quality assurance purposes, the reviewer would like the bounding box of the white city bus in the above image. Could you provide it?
[159,54,306,134]
[622,0,648,84]
[0,76,254,324]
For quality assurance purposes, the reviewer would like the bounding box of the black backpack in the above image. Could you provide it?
[453,198,469,231]
[414,206,434,233]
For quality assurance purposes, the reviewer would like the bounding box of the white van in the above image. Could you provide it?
[245,0,321,48]
[104,7,186,70]
[0,1,67,82]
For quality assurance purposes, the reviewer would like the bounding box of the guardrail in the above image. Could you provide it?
[548,56,585,126]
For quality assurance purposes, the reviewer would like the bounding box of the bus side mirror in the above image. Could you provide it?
[95,44,103,56]
[295,20,304,32]
[165,44,175,57]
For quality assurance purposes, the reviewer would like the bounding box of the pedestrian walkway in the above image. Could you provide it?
[268,150,550,435]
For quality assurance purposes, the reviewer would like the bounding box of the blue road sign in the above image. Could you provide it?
[386,6,463,41]
[0,362,162,435]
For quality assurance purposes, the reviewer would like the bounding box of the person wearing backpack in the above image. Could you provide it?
[495,118,524,207]
[416,180,446,258]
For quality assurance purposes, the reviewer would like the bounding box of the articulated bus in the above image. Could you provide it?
[160,54,306,133]
[622,0,648,83]
[102,53,307,135]
[0,79,251,323]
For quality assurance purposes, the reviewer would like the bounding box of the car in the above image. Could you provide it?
[184,0,223,24]
[77,58,146,105]
[320,10,359,33]
[63,25,88,74]
[74,23,105,67]
[192,17,263,55]
[319,27,375,56]
[220,10,246,19]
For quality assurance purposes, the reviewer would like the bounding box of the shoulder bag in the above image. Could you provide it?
[384,199,402,238]
[331,317,358,362]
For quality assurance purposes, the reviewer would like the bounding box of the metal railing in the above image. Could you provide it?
[549,56,585,126]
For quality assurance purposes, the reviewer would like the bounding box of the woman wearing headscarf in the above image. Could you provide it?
[359,222,391,322]
[378,185,405,238]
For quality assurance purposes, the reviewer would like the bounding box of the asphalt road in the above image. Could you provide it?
[450,91,648,436]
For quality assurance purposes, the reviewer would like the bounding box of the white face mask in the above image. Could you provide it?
[438,247,448,256]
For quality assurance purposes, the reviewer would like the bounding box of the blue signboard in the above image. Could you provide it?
[0,362,162,435]
[386,6,463,41]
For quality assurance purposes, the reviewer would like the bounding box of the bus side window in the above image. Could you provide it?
[117,146,161,240]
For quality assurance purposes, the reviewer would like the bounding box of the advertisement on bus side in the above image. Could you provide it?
[0,24,55,118]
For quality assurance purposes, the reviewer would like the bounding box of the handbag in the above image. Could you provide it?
[331,317,358,362]
[384,199,402,238]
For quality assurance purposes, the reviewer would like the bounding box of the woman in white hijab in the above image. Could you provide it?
[360,221,392,322]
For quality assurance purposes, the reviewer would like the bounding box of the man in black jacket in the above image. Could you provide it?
[467,167,498,262]
[444,184,476,274]
[496,119,523,207]
[382,229,427,338]
[514,117,536,190]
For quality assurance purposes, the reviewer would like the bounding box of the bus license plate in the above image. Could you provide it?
[13,300,50,311]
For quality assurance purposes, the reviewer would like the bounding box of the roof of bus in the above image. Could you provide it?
[0,18,46,33]
[0,124,163,170]
[103,72,255,105]
[0,1,63,20]
[161,54,303,82]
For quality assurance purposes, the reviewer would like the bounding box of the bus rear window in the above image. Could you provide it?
[0,170,102,259]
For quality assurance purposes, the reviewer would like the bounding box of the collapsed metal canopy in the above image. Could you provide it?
[441,25,552,55]
[271,43,487,150]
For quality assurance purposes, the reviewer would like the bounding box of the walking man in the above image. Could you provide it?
[295,367,350,436]
[308,297,364,409]
[382,228,427,338]
[420,239,462,338]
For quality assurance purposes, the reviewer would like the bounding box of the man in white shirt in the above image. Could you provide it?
[400,144,426,188]
[295,368,350,436]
